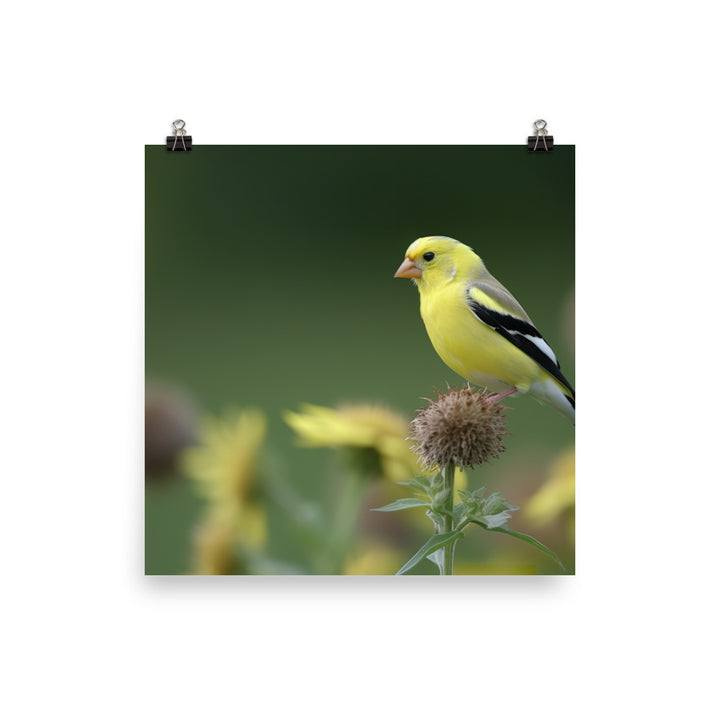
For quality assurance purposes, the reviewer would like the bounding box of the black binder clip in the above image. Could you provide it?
[528,119,553,152]
[166,119,192,151]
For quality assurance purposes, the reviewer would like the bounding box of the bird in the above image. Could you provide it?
[394,236,575,423]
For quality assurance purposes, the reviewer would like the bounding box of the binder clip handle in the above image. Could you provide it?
[167,119,192,151]
[528,118,553,152]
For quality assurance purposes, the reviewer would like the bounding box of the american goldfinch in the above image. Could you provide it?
[394,236,575,423]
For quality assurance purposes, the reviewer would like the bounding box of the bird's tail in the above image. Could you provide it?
[530,378,575,424]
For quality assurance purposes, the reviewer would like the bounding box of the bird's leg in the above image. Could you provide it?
[485,388,517,403]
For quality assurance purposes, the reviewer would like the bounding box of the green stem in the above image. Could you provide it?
[441,462,456,575]
[262,458,325,553]
[320,470,367,575]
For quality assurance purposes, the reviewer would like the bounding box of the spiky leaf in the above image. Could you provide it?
[371,498,430,512]
[472,522,565,570]
[396,530,464,575]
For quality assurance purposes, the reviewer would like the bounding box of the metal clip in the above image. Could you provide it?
[528,119,553,152]
[166,119,192,151]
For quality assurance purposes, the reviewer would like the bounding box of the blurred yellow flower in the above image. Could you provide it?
[193,516,237,575]
[454,468,468,499]
[525,447,575,528]
[182,408,268,551]
[284,404,422,482]
[344,543,403,575]
[454,560,537,575]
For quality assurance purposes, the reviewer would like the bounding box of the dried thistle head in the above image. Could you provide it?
[410,386,509,470]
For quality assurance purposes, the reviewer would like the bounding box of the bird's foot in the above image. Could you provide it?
[485,388,517,403]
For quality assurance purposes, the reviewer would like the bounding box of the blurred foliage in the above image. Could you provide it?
[145,145,574,575]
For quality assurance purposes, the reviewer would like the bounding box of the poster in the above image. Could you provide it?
[145,145,575,575]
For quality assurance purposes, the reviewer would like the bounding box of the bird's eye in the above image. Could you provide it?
[423,252,435,261]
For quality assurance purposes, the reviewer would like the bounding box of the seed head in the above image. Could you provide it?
[410,386,509,470]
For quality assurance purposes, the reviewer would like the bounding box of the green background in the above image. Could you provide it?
[145,145,575,574]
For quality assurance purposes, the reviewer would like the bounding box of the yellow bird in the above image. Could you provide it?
[394,236,575,423]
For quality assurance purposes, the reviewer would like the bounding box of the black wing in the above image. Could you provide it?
[466,293,575,401]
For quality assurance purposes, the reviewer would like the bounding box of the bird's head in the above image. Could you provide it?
[394,236,481,287]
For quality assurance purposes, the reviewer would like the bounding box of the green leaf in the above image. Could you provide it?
[453,502,468,521]
[427,549,444,569]
[480,509,513,529]
[476,523,565,570]
[371,498,430,512]
[396,477,431,494]
[396,530,464,575]
[459,487,486,503]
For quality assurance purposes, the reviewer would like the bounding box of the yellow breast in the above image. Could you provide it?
[418,282,541,393]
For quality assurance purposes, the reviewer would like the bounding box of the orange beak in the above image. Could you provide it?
[394,257,422,279]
